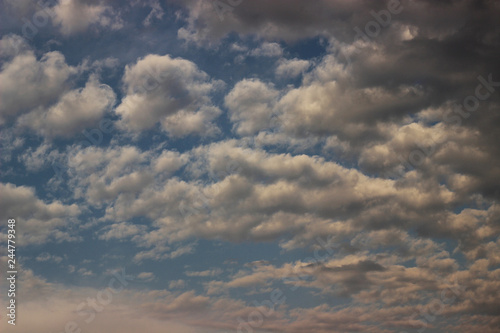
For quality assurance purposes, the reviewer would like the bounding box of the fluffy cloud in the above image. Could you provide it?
[0,35,116,139]
[275,58,310,78]
[224,79,279,136]
[65,145,153,206]
[249,42,283,57]
[115,54,223,137]
[19,142,61,172]
[17,74,116,137]
[0,39,76,125]
[52,0,123,35]
[276,77,427,141]
[98,222,147,241]
[2,1,500,332]
[58,140,478,255]
[0,182,80,245]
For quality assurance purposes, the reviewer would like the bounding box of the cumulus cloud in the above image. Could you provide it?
[0,39,76,125]
[275,58,311,78]
[65,145,153,206]
[224,79,279,136]
[0,182,80,245]
[115,54,223,137]
[17,74,116,138]
[2,1,500,332]
[0,35,117,139]
[19,142,61,172]
[249,42,283,57]
[52,0,123,35]
[58,139,472,255]
[0,34,30,58]
[98,222,146,241]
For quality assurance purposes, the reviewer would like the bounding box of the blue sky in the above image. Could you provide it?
[1,1,500,332]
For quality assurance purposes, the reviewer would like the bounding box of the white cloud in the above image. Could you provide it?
[0,36,116,139]
[53,0,123,35]
[153,150,189,175]
[17,74,116,138]
[1,2,499,333]
[19,143,61,172]
[276,79,425,140]
[0,44,76,125]
[116,54,223,137]
[138,272,155,281]
[98,222,146,241]
[224,79,279,136]
[250,42,283,57]
[0,128,25,164]
[230,43,248,52]
[275,58,311,78]
[0,182,81,245]
[0,34,30,58]
[85,140,454,251]
[185,268,223,277]
[66,145,152,205]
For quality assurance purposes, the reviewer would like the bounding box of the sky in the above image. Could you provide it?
[0,0,500,332]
